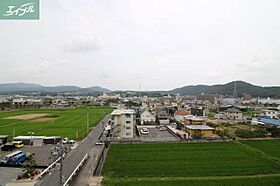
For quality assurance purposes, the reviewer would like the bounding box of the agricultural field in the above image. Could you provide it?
[102,141,280,186]
[241,140,280,159]
[0,107,113,140]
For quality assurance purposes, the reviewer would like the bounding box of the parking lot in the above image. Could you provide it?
[0,167,23,186]
[138,127,179,142]
[0,144,74,167]
[20,145,59,166]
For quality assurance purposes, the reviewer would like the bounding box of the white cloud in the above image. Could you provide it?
[0,0,280,90]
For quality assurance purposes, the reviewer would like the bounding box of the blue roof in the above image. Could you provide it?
[257,117,280,126]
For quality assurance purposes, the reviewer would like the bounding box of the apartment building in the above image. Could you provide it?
[262,109,279,119]
[111,109,136,138]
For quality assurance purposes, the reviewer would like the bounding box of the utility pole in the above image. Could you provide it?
[59,147,64,186]
[50,144,65,186]
[87,108,89,134]
[28,131,34,146]
[233,82,238,99]
[13,128,15,139]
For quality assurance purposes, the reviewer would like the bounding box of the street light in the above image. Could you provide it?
[28,131,34,146]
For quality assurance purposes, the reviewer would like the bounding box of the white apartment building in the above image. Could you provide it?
[111,109,136,138]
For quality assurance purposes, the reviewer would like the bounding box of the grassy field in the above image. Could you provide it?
[102,141,280,185]
[0,107,113,140]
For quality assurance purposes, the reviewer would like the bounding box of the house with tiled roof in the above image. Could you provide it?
[174,109,191,122]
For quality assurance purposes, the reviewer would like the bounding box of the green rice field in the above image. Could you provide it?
[102,140,280,186]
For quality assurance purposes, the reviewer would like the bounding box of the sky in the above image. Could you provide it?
[0,0,280,91]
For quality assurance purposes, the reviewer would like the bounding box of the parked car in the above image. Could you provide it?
[158,126,167,131]
[0,151,23,164]
[140,128,149,135]
[12,141,24,148]
[62,138,75,144]
[68,139,75,144]
[62,138,69,144]
[8,152,26,165]
[1,143,16,151]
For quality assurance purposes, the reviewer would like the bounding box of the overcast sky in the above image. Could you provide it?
[0,0,280,90]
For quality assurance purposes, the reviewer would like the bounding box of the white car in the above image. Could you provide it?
[140,128,149,135]
[63,138,75,144]
[159,126,167,131]
[62,138,69,144]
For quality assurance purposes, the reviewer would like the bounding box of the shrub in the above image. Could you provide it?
[235,128,266,138]
[192,133,203,140]
[267,127,280,137]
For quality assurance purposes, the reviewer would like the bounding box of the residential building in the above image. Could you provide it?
[140,109,156,125]
[252,117,280,127]
[156,110,170,125]
[191,107,205,116]
[262,109,279,119]
[225,108,243,120]
[174,109,191,122]
[183,115,206,125]
[184,125,214,137]
[111,109,136,138]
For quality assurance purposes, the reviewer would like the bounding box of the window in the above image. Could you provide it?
[126,126,131,129]
[126,133,131,136]
[125,114,131,118]
[126,121,131,124]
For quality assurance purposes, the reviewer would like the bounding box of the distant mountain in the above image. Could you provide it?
[0,83,110,94]
[81,86,111,93]
[170,81,280,98]
[0,83,43,92]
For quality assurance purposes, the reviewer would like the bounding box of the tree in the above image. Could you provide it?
[192,133,203,140]
[267,127,280,137]
[23,158,37,175]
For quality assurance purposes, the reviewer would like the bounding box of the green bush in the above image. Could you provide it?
[235,128,266,138]
[267,127,280,137]
[192,133,203,140]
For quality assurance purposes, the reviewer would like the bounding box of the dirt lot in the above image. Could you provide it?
[32,118,55,122]
[5,114,49,120]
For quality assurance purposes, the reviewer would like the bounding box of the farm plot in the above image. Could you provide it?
[102,142,280,178]
[0,107,113,140]
[241,140,280,159]
[102,142,280,185]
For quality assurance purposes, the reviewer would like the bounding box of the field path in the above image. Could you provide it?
[106,173,280,182]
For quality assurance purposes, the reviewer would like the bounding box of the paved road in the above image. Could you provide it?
[0,167,23,186]
[71,145,104,186]
[38,115,111,186]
